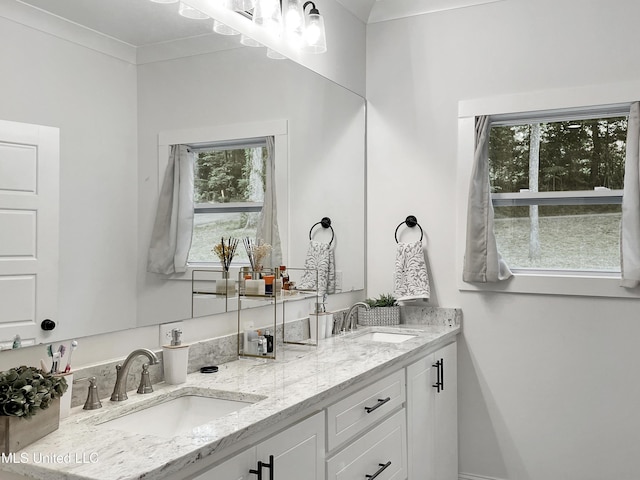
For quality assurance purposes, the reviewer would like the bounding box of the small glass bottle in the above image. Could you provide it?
[280,265,289,290]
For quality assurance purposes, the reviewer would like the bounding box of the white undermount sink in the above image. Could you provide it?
[352,331,417,343]
[98,390,262,437]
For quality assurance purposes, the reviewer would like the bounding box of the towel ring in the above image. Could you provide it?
[394,215,424,243]
[309,217,334,245]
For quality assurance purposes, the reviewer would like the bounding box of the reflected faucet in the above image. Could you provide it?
[345,302,370,331]
[110,348,159,401]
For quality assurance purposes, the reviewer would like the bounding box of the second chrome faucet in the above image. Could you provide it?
[110,348,159,401]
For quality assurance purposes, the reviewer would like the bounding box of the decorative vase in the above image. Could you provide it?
[0,398,60,454]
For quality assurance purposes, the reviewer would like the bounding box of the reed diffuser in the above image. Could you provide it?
[212,237,239,294]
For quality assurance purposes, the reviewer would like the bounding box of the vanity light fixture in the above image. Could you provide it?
[302,1,326,53]
[155,0,327,56]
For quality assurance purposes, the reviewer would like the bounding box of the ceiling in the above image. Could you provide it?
[16,0,505,47]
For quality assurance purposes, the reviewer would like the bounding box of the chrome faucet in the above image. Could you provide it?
[110,348,159,401]
[345,301,370,331]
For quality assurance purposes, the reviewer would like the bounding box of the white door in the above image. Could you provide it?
[0,119,59,349]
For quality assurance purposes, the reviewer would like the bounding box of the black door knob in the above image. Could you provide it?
[41,319,56,331]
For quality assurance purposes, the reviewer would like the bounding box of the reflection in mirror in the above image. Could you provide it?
[139,45,365,324]
[0,0,365,351]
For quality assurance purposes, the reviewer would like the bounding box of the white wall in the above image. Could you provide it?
[0,15,138,355]
[137,47,365,331]
[366,0,640,479]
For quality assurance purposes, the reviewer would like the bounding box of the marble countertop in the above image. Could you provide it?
[1,323,459,480]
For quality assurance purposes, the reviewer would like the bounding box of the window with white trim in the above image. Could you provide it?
[489,106,628,273]
[187,137,267,265]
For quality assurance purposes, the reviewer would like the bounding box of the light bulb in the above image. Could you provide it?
[285,0,302,31]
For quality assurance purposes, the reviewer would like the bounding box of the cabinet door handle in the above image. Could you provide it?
[250,456,274,480]
[440,358,445,392]
[364,397,391,413]
[365,461,391,479]
[249,461,263,480]
[263,455,274,480]
[432,360,441,393]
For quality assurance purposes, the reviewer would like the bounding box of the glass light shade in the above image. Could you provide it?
[213,19,240,35]
[231,0,255,11]
[240,34,262,47]
[266,48,286,59]
[252,0,282,37]
[286,27,304,50]
[284,0,303,32]
[302,12,326,53]
[178,2,209,19]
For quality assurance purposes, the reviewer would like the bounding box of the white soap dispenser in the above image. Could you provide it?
[162,328,189,385]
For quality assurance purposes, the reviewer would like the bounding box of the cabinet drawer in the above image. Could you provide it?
[327,369,405,451]
[326,409,407,480]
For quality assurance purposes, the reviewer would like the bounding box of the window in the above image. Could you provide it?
[188,137,267,265]
[488,109,628,273]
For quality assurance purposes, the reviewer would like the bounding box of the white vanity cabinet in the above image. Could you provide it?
[192,411,325,480]
[325,369,407,480]
[406,341,458,480]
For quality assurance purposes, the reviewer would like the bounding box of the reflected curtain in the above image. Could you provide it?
[257,136,282,268]
[621,101,640,287]
[147,145,195,275]
[463,116,512,283]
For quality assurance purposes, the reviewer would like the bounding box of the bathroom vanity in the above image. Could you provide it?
[0,323,459,480]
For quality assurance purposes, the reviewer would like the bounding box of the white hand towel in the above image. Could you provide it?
[297,240,335,295]
[393,240,430,302]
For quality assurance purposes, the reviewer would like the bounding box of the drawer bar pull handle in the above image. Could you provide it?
[364,397,391,413]
[432,360,442,393]
[365,461,392,479]
[249,455,274,480]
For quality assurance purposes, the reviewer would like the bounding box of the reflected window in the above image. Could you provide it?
[188,137,267,264]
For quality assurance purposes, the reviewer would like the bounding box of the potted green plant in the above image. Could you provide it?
[358,293,400,326]
[0,366,68,454]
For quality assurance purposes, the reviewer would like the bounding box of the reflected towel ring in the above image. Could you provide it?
[394,215,424,243]
[309,217,334,245]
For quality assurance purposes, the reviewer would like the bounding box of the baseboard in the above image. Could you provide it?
[459,473,507,480]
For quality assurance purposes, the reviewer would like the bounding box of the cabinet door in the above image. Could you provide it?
[434,341,458,480]
[406,352,436,480]
[256,411,325,480]
[192,448,256,480]
[406,341,458,480]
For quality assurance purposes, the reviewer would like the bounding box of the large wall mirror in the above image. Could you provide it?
[0,0,365,349]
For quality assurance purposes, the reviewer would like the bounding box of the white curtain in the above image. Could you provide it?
[147,145,195,275]
[256,136,282,268]
[621,102,640,288]
[463,116,512,283]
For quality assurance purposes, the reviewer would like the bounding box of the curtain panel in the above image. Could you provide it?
[147,145,195,275]
[621,101,640,288]
[463,116,512,283]
[256,136,282,269]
